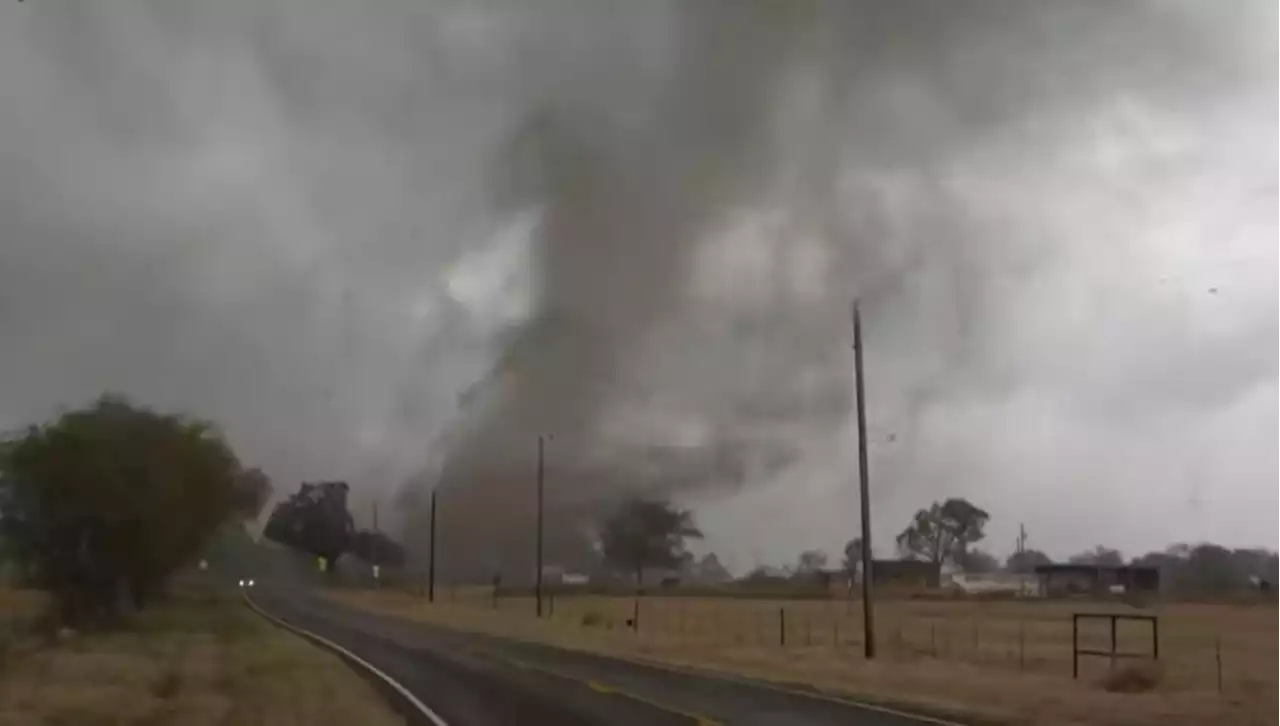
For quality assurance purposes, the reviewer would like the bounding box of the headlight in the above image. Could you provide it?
[247,579,255,587]
[238,579,245,587]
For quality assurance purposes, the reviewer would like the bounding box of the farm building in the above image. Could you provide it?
[1034,563,1160,595]
[847,559,942,589]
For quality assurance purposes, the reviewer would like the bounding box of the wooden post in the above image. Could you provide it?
[1216,633,1223,692]
[779,608,786,646]
[427,488,437,603]
[534,436,545,618]
[1109,615,1118,671]
[1019,620,1026,671]
[851,299,876,659]
[1072,614,1079,679]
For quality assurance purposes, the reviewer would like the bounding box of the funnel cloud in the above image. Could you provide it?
[0,1,1274,578]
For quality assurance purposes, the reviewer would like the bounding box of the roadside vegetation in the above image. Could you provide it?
[0,395,270,627]
[0,588,404,726]
[0,395,403,725]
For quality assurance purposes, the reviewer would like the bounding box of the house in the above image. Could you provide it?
[847,560,942,589]
[541,565,590,587]
[943,571,1039,596]
[1034,564,1159,596]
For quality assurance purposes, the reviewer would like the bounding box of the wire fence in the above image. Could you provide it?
[384,583,1275,696]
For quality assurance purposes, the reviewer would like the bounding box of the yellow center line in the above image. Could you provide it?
[471,647,724,725]
[586,681,724,726]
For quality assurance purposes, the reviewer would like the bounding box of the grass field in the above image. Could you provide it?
[332,586,1278,726]
[0,588,405,726]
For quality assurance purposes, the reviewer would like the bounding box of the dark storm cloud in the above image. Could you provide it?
[0,1,1273,575]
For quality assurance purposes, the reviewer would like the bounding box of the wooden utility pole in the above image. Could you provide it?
[372,501,380,584]
[852,299,876,659]
[428,488,438,603]
[535,435,546,617]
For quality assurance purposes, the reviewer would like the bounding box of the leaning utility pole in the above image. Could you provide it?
[372,501,380,585]
[534,434,547,617]
[427,488,438,603]
[852,299,877,659]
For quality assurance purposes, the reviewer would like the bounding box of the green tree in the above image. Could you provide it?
[958,548,1000,573]
[1005,548,1052,573]
[0,395,251,626]
[687,552,731,584]
[795,549,829,575]
[598,498,702,586]
[263,481,355,567]
[1068,545,1124,567]
[841,537,864,575]
[895,498,990,566]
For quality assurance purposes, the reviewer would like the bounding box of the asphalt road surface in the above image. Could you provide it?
[248,586,966,726]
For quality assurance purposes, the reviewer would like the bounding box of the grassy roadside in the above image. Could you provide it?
[0,589,406,726]
[329,589,1275,726]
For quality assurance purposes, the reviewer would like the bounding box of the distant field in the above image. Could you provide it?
[0,588,47,622]
[0,588,403,726]
[332,586,1278,726]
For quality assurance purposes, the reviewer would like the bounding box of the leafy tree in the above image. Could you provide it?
[263,481,355,567]
[598,498,702,586]
[740,565,790,585]
[0,395,248,626]
[349,530,407,567]
[1068,545,1124,567]
[895,498,989,565]
[795,549,828,574]
[1177,543,1239,592]
[958,548,1000,573]
[1005,548,1052,573]
[686,552,731,583]
[263,481,408,570]
[842,537,864,574]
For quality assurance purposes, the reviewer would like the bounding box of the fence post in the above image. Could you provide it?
[930,621,937,657]
[632,596,640,633]
[1215,633,1223,693]
[1109,615,1118,671]
[779,607,786,646]
[1071,614,1079,679]
[1018,620,1026,671]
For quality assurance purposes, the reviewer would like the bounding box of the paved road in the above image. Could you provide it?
[248,586,965,726]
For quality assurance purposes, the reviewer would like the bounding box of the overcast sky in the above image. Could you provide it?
[1,1,1275,574]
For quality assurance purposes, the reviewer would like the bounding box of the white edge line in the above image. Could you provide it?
[600,650,969,726]
[243,591,450,726]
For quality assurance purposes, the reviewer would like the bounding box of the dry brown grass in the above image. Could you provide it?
[332,587,1278,726]
[0,590,405,726]
[0,589,48,620]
